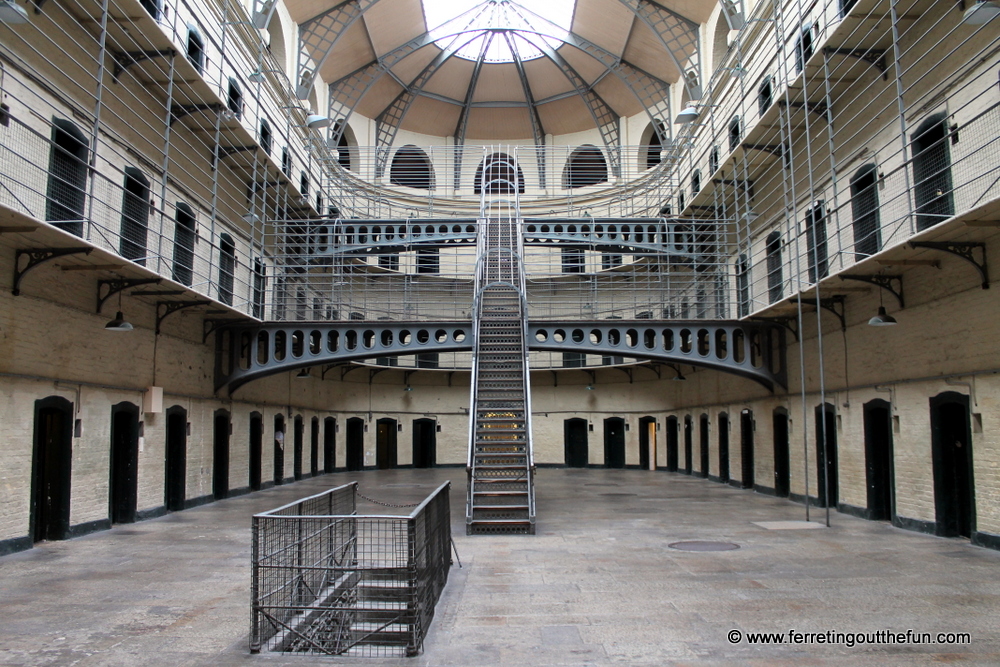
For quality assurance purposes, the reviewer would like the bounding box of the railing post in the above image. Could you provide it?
[406,516,419,657]
[250,515,261,653]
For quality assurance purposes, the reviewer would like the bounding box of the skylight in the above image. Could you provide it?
[422,0,576,63]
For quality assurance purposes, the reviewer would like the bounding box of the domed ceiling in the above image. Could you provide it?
[285,0,724,146]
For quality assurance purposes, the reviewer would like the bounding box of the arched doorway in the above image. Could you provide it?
[665,416,679,472]
[683,416,693,474]
[293,416,304,481]
[699,414,710,478]
[603,417,625,468]
[165,406,187,511]
[773,407,790,497]
[638,416,655,470]
[32,396,73,542]
[564,418,588,468]
[863,399,893,521]
[273,414,285,485]
[324,417,336,473]
[412,418,437,468]
[346,418,365,471]
[740,409,754,489]
[376,418,398,469]
[249,412,263,492]
[930,392,974,537]
[213,409,231,500]
[815,403,838,508]
[110,402,140,524]
[310,417,319,476]
[718,413,730,483]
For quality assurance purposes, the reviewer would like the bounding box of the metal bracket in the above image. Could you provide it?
[112,49,176,81]
[97,277,160,313]
[214,145,258,167]
[823,47,887,79]
[637,363,661,379]
[839,274,903,308]
[797,295,846,330]
[749,316,799,342]
[170,103,223,126]
[611,367,633,383]
[910,241,988,289]
[13,247,91,295]
[779,100,829,121]
[203,317,252,343]
[667,364,686,380]
[745,143,783,157]
[713,178,755,198]
[156,300,209,333]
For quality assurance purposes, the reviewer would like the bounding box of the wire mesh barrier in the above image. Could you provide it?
[250,481,452,657]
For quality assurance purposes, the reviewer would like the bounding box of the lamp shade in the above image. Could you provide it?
[305,114,332,129]
[963,1,1000,24]
[868,306,898,326]
[674,106,700,123]
[105,311,134,332]
[0,0,29,24]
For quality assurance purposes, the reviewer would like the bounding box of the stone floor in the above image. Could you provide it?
[1,468,998,666]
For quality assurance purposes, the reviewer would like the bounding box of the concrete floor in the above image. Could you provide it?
[1,468,998,666]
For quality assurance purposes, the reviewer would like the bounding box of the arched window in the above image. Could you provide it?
[265,11,286,72]
[281,147,290,176]
[332,121,355,171]
[187,26,205,74]
[120,167,150,265]
[417,248,439,274]
[805,201,828,283]
[850,164,881,257]
[46,118,89,236]
[227,78,243,120]
[300,172,309,197]
[712,16,730,72]
[475,152,524,194]
[563,145,608,189]
[390,145,434,190]
[561,248,584,273]
[659,204,671,217]
[643,124,663,169]
[736,253,750,317]
[259,117,272,156]
[172,203,196,286]
[252,258,266,318]
[678,191,686,212]
[219,233,236,305]
[139,0,160,20]
[758,76,773,117]
[728,115,742,151]
[709,146,720,174]
[912,113,954,231]
[766,231,782,303]
[795,23,814,74]
[691,169,701,197]
[841,0,858,17]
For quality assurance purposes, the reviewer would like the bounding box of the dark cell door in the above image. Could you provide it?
[666,416,678,472]
[32,397,73,542]
[773,408,790,497]
[718,413,730,483]
[740,410,754,489]
[324,417,336,473]
[604,418,625,468]
[638,417,654,470]
[249,413,262,492]
[273,415,285,485]
[110,402,140,524]
[564,418,588,468]
[864,400,893,521]
[930,393,974,538]
[815,404,838,508]
[213,411,230,500]
[346,418,365,471]
[699,414,710,478]
[376,418,398,469]
[165,407,186,511]
[310,417,319,476]
[683,416,693,474]
[413,418,436,468]
[293,416,304,481]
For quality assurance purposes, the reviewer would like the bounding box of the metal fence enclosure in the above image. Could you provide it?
[250,481,452,657]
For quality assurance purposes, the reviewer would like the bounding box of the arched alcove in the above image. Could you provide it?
[562,145,608,189]
[390,145,435,190]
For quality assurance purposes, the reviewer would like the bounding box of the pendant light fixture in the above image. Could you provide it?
[105,290,133,332]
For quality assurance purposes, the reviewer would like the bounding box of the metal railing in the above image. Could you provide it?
[250,481,451,657]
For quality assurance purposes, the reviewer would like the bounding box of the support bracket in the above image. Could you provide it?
[749,316,799,342]
[745,143,783,157]
[839,274,903,308]
[97,277,161,313]
[215,145,258,164]
[797,295,846,331]
[170,104,223,126]
[637,363,661,380]
[13,247,91,295]
[203,317,252,343]
[156,300,209,333]
[823,47,887,79]
[909,241,988,289]
[779,100,829,121]
[112,49,176,81]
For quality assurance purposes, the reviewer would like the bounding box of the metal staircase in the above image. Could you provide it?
[466,192,535,534]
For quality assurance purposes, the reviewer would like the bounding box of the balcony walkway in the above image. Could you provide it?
[0,468,998,665]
